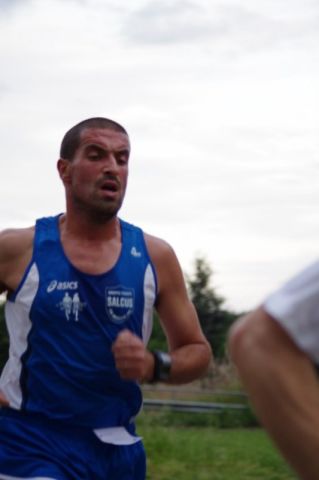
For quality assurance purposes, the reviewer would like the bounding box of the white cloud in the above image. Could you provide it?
[0,0,27,13]
[123,0,319,55]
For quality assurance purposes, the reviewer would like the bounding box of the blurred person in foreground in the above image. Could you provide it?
[0,117,212,480]
[229,260,319,480]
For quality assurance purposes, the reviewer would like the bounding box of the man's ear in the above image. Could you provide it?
[57,158,71,185]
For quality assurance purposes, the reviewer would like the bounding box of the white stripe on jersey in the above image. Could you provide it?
[142,263,156,345]
[0,263,39,408]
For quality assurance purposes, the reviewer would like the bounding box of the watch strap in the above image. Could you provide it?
[150,350,172,383]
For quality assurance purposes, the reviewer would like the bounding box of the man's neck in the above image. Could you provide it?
[59,212,120,243]
[58,212,122,274]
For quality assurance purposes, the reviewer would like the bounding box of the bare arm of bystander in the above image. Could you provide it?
[229,307,319,480]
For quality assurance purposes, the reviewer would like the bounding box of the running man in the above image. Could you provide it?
[0,117,212,480]
[228,260,319,480]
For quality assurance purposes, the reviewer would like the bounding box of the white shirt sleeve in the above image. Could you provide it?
[263,260,319,364]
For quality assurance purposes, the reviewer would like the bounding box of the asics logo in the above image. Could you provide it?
[47,280,78,293]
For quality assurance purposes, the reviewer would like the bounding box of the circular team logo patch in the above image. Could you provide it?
[105,286,135,324]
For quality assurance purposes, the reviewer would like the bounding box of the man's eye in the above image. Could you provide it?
[88,152,101,160]
[117,153,129,165]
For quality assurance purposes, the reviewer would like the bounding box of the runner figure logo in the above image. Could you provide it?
[58,291,85,321]
[105,286,135,324]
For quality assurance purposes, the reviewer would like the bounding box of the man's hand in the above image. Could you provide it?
[112,329,154,383]
[0,391,9,407]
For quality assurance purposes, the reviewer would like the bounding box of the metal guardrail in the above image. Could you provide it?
[142,386,247,399]
[142,386,249,413]
[143,398,248,413]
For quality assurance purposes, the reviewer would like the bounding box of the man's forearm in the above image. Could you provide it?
[167,341,212,385]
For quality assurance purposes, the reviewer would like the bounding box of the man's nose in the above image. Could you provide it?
[102,153,119,174]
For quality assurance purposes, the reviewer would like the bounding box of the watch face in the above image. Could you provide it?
[151,350,172,382]
[159,352,171,366]
[156,351,171,380]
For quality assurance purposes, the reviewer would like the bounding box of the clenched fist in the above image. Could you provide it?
[112,329,154,383]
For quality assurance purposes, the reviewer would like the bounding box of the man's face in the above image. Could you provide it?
[62,127,130,221]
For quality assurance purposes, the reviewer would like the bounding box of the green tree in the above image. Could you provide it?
[147,311,167,352]
[187,257,238,360]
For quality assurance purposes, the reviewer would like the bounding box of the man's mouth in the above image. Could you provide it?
[96,177,121,201]
[99,178,120,193]
[101,182,118,192]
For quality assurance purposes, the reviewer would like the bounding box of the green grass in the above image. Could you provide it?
[136,412,296,480]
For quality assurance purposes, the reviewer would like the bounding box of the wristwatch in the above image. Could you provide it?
[151,350,172,382]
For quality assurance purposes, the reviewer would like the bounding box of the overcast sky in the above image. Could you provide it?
[1,0,318,312]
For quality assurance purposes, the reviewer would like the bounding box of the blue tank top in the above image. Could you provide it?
[0,215,157,430]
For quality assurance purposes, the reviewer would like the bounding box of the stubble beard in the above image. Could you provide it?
[72,192,124,224]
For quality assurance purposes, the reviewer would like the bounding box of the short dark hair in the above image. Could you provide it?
[60,117,128,160]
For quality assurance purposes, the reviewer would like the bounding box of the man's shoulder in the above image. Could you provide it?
[0,226,35,260]
[0,225,35,293]
[143,233,183,294]
[144,232,175,260]
[119,219,180,271]
[120,219,175,258]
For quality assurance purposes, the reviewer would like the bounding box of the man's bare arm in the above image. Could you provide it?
[112,234,212,384]
[229,307,319,480]
[148,235,212,384]
[0,227,34,293]
[0,227,34,406]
